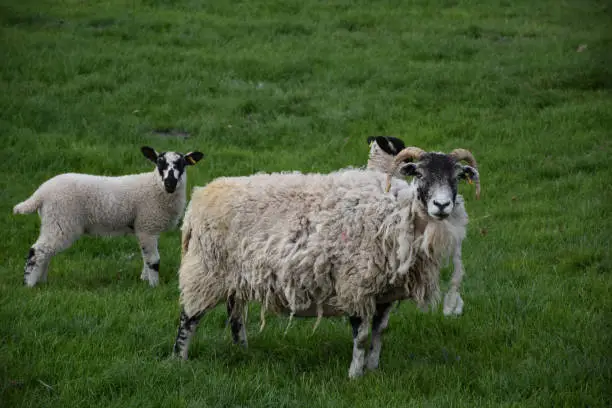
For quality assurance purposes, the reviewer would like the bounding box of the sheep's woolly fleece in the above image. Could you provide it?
[179,169,467,325]
[14,173,186,236]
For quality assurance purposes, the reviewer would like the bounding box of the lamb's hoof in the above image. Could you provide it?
[172,346,189,360]
[443,292,464,316]
[348,366,364,379]
[148,276,159,287]
[365,357,379,371]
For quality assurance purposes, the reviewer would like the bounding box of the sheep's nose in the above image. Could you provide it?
[164,179,177,193]
[433,200,451,210]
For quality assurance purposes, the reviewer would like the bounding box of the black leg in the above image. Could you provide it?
[348,315,369,378]
[23,248,36,285]
[173,309,204,359]
[227,294,247,346]
[366,303,393,370]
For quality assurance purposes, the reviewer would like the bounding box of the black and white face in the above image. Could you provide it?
[367,136,406,157]
[400,153,478,220]
[141,147,204,194]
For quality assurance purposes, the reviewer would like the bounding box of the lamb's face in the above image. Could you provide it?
[141,147,205,194]
[401,153,477,221]
[156,152,187,193]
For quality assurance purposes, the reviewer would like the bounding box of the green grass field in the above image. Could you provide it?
[1,0,611,406]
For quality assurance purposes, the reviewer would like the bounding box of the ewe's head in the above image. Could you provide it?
[141,147,204,193]
[388,147,480,221]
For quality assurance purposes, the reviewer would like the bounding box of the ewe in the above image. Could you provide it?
[172,146,479,377]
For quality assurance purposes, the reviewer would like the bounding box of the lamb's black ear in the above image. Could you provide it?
[385,137,406,154]
[185,151,205,165]
[368,136,406,156]
[141,146,158,163]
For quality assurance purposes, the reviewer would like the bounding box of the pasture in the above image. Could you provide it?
[1,0,610,406]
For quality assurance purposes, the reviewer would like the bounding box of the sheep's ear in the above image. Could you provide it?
[459,165,479,183]
[385,137,406,155]
[368,136,405,156]
[185,151,205,165]
[399,162,419,177]
[141,146,158,163]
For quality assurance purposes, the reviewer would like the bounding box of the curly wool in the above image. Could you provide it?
[179,169,466,322]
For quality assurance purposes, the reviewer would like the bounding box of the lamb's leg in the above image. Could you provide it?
[443,242,464,316]
[366,302,393,371]
[24,222,80,287]
[348,315,370,378]
[227,294,248,347]
[137,233,160,287]
[24,246,50,287]
[172,309,204,360]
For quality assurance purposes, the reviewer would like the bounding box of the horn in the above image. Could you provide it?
[385,147,425,193]
[449,149,480,199]
[449,149,477,168]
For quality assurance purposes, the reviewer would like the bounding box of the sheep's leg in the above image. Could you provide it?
[24,246,50,287]
[172,309,204,360]
[366,302,393,371]
[227,295,248,347]
[348,316,370,378]
[443,242,464,316]
[24,222,80,287]
[137,233,160,287]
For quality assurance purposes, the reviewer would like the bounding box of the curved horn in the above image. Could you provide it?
[449,149,477,168]
[385,147,425,193]
[449,149,480,199]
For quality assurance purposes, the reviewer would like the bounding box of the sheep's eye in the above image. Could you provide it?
[414,173,422,179]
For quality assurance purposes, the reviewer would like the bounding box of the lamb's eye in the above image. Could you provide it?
[414,173,422,179]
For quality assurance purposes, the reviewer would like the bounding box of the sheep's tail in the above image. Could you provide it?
[13,195,41,215]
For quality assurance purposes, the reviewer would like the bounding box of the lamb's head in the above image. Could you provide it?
[367,136,406,158]
[388,147,480,221]
[366,136,406,176]
[141,147,205,193]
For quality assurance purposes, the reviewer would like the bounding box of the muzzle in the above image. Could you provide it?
[164,177,177,193]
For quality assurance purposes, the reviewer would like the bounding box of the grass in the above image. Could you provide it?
[1,0,611,406]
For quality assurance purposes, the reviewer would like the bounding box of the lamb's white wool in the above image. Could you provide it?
[13,147,204,287]
[172,151,474,377]
[366,136,405,177]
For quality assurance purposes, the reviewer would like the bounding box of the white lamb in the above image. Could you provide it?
[13,146,204,287]
[172,146,480,378]
[366,136,481,315]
